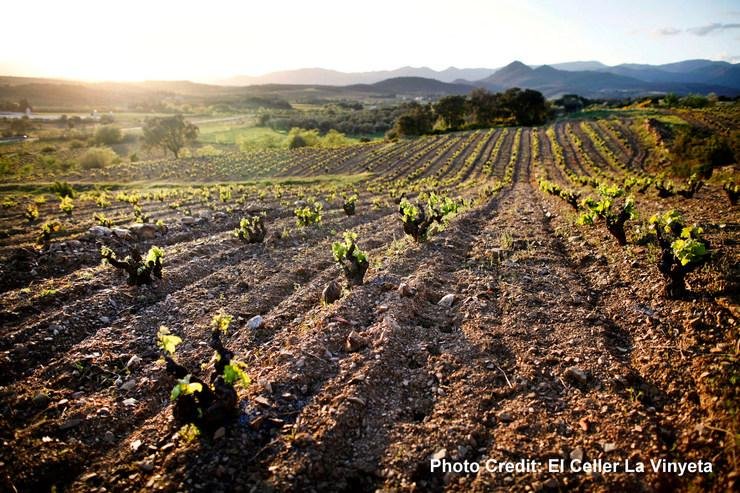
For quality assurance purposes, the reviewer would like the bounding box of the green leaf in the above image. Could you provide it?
[170,375,203,401]
[223,361,251,388]
[671,238,707,266]
[157,326,182,355]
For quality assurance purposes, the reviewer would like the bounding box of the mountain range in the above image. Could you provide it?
[220,59,740,98]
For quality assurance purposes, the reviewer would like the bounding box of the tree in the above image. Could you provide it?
[501,88,549,126]
[9,116,33,136]
[390,103,434,137]
[466,88,500,127]
[434,95,467,129]
[95,125,122,145]
[142,114,198,158]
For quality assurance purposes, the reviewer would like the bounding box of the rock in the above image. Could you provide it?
[112,228,133,240]
[247,315,263,330]
[570,446,584,462]
[431,448,447,461]
[126,355,142,369]
[563,367,589,386]
[59,418,83,430]
[181,216,196,225]
[602,442,617,453]
[321,280,342,304]
[66,240,82,249]
[104,431,115,443]
[213,427,226,440]
[398,282,416,297]
[129,223,159,240]
[100,316,110,324]
[120,379,136,392]
[139,461,154,472]
[498,411,514,423]
[131,439,142,451]
[543,478,559,489]
[213,212,228,221]
[345,330,368,352]
[88,226,112,237]
[122,397,137,407]
[437,294,456,308]
[32,392,50,408]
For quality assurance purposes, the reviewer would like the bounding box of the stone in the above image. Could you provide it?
[32,392,50,408]
[398,282,416,297]
[438,294,456,308]
[129,223,159,240]
[121,379,136,392]
[321,280,342,304]
[345,330,368,352]
[181,216,196,225]
[570,446,584,462]
[563,367,589,386]
[112,228,133,240]
[59,418,83,430]
[247,315,263,330]
[431,448,447,461]
[88,226,112,237]
[126,355,142,369]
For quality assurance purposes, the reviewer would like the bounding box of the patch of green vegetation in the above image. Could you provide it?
[199,122,286,147]
[563,108,689,126]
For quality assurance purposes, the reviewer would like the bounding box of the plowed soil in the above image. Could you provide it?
[0,121,738,492]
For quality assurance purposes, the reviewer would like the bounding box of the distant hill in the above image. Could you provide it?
[347,77,473,96]
[217,59,740,97]
[220,66,496,86]
[473,61,740,98]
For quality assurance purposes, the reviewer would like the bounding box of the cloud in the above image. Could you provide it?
[688,22,740,36]
[654,27,682,36]
[715,53,740,63]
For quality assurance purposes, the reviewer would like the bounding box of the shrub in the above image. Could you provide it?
[94,212,112,227]
[24,204,39,223]
[195,145,223,157]
[539,179,580,210]
[59,196,74,216]
[676,173,704,199]
[233,216,266,243]
[650,211,709,298]
[101,245,163,285]
[50,181,75,198]
[332,232,369,286]
[294,201,323,227]
[578,185,636,246]
[157,316,250,430]
[94,125,122,145]
[399,192,460,242]
[342,194,358,216]
[724,181,738,205]
[38,221,63,247]
[80,147,117,170]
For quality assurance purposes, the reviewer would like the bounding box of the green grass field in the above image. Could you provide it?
[198,123,287,147]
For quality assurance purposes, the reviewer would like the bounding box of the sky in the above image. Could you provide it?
[1,0,738,82]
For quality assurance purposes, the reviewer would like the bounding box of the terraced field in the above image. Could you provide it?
[0,115,738,492]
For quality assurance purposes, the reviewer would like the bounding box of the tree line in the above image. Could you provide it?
[387,87,549,138]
